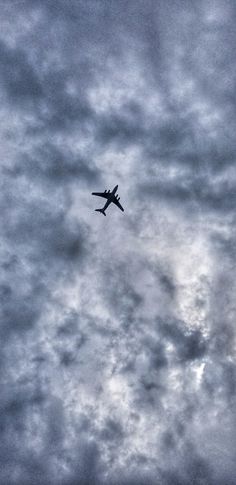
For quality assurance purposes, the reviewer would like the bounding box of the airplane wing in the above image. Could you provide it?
[112,198,124,212]
[91,192,110,199]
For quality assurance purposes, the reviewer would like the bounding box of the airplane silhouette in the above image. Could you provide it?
[92,185,124,216]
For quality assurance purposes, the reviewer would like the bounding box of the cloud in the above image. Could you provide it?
[0,39,43,103]
[0,0,236,484]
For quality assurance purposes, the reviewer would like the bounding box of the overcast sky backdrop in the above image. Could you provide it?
[0,1,236,484]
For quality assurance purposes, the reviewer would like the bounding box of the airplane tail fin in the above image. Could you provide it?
[95,209,106,216]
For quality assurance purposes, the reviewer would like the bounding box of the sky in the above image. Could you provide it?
[0,1,236,484]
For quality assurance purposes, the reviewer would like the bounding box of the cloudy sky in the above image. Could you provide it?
[0,1,236,484]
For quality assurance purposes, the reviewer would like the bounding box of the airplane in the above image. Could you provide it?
[92,184,124,216]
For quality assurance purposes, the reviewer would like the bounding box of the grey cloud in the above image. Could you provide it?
[0,0,236,484]
[100,417,124,442]
[160,443,214,485]
[55,312,86,367]
[3,193,88,264]
[157,271,176,299]
[210,228,236,260]
[101,259,143,328]
[139,172,236,214]
[0,39,43,103]
[96,102,144,148]
[14,143,100,185]
[158,318,208,362]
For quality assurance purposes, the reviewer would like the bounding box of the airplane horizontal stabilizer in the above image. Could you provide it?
[95,209,106,216]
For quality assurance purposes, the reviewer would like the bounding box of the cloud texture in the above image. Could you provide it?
[0,1,236,483]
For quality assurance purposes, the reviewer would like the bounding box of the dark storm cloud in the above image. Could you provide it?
[0,0,236,484]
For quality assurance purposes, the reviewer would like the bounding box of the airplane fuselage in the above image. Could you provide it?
[102,185,118,212]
